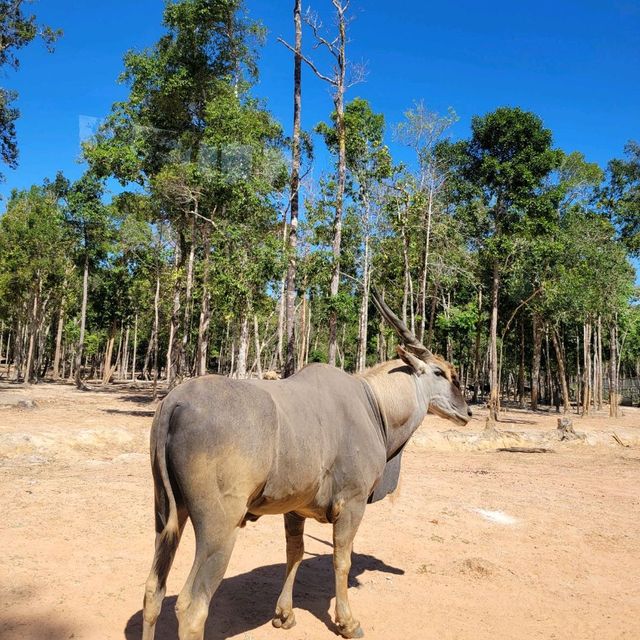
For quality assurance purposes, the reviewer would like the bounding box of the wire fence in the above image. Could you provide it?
[604,377,640,406]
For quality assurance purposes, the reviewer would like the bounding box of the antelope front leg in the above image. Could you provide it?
[273,512,306,630]
[333,501,366,639]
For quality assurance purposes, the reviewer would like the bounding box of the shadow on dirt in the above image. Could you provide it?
[102,408,156,417]
[1,584,78,640]
[499,417,538,425]
[124,551,404,639]
[0,615,77,640]
[118,393,165,405]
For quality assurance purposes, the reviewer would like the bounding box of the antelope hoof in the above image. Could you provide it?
[272,607,296,630]
[337,621,364,638]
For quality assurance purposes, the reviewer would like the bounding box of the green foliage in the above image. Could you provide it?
[0,186,70,316]
[317,97,392,185]
[0,1,61,173]
[600,141,640,255]
[537,210,634,323]
[0,5,638,389]
[85,0,263,187]
[439,107,562,250]
[51,172,115,266]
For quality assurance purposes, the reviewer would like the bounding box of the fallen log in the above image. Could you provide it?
[496,447,554,453]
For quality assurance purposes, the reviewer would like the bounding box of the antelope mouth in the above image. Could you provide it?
[429,405,471,426]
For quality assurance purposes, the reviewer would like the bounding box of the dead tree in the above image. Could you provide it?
[279,0,362,366]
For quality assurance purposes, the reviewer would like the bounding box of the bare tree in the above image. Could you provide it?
[280,0,362,366]
[394,102,457,342]
[283,0,303,378]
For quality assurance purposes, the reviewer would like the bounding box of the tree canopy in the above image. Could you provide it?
[0,0,637,415]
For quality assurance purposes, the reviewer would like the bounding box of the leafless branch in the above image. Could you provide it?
[333,0,351,17]
[304,8,340,58]
[501,288,543,340]
[278,37,336,85]
[347,60,368,88]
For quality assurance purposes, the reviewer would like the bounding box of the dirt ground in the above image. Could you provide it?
[1,381,639,640]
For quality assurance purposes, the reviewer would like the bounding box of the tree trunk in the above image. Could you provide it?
[400,226,415,335]
[102,321,117,385]
[531,313,542,411]
[582,320,593,415]
[180,216,197,379]
[52,296,65,380]
[152,270,161,398]
[551,326,570,413]
[304,293,312,367]
[121,323,130,381]
[472,289,483,403]
[75,254,89,389]
[196,286,211,377]
[445,291,453,363]
[327,5,348,367]
[166,248,182,388]
[114,324,124,380]
[5,330,12,378]
[544,327,553,406]
[236,316,250,379]
[597,315,603,409]
[284,0,302,378]
[517,317,525,408]
[417,184,434,343]
[24,280,41,383]
[219,319,231,375]
[131,314,138,382]
[196,226,212,377]
[299,290,308,371]
[426,280,439,350]
[253,314,263,379]
[576,330,581,414]
[609,320,619,418]
[356,199,372,373]
[488,263,500,422]
[13,317,25,381]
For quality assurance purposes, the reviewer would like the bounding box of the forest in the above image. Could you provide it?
[0,0,639,423]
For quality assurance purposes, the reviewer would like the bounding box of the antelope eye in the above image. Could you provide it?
[434,369,444,377]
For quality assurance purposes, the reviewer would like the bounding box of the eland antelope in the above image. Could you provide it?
[141,292,471,640]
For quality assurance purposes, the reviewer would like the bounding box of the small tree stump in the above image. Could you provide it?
[557,417,583,441]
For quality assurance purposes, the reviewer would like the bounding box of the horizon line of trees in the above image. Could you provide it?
[0,0,638,421]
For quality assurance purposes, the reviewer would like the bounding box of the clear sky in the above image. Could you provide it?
[1,0,639,201]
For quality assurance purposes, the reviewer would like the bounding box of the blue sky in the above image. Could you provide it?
[1,0,639,201]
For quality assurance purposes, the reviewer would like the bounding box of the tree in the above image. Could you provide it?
[395,102,458,343]
[0,1,61,176]
[438,107,561,422]
[52,172,114,389]
[86,0,286,383]
[283,0,302,378]
[0,185,70,381]
[600,141,640,256]
[317,97,391,371]
[281,0,359,366]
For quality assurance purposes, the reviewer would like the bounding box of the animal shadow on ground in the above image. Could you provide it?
[124,550,404,639]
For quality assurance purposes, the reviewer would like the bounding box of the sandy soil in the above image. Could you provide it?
[1,381,639,640]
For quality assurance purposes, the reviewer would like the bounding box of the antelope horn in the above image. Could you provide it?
[371,288,433,359]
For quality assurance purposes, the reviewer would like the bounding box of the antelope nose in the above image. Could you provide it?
[467,408,473,417]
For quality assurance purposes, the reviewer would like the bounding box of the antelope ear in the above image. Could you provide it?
[396,345,427,375]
